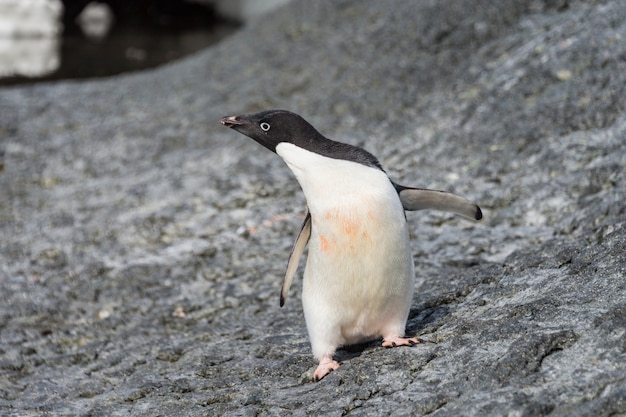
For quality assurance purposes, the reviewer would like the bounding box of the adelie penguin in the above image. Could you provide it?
[220,110,482,381]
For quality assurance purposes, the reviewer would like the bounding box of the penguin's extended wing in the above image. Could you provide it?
[395,184,483,221]
[280,212,311,307]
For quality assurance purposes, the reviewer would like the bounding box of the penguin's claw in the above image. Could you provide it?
[313,357,340,381]
[382,336,421,348]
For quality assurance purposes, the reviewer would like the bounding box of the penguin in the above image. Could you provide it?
[220,110,482,381]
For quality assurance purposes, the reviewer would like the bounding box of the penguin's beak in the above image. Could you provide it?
[219,115,244,128]
[219,113,277,152]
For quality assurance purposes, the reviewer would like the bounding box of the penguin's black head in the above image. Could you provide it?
[220,109,383,170]
[220,109,323,153]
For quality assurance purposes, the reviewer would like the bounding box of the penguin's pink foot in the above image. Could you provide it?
[313,356,340,381]
[382,335,421,348]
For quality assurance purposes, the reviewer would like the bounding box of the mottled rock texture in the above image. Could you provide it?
[1,0,624,416]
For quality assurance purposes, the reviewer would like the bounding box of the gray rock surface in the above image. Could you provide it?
[1,0,625,415]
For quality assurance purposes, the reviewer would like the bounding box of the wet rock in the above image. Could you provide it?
[0,0,625,416]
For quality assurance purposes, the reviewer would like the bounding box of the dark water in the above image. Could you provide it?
[0,22,238,87]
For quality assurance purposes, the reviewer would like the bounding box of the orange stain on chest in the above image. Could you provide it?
[319,235,333,252]
[317,209,373,253]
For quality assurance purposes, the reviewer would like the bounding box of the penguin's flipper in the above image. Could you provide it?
[395,184,483,221]
[280,212,311,307]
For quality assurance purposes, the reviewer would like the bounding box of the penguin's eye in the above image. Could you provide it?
[260,122,271,132]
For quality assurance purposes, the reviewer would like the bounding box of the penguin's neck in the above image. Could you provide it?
[275,142,398,216]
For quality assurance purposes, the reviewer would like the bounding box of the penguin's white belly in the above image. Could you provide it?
[276,142,415,355]
[303,200,414,345]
